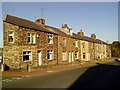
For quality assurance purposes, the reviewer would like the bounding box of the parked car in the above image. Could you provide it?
[115,58,120,62]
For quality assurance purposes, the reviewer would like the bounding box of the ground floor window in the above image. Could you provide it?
[47,50,53,60]
[23,51,32,61]
[83,52,86,59]
[62,51,67,61]
[75,51,79,59]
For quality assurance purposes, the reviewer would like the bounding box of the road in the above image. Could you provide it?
[2,61,120,88]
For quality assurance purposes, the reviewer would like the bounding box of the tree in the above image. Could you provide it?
[111,41,120,57]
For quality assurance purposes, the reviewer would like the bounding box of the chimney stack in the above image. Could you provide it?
[61,24,68,28]
[78,29,84,36]
[35,18,45,25]
[91,34,96,39]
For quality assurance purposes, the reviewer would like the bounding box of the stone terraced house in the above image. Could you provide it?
[3,14,111,70]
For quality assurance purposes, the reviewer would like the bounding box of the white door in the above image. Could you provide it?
[38,50,42,66]
[86,53,90,61]
[69,52,71,63]
[72,52,74,62]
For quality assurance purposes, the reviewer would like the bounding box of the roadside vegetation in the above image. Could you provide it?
[110,41,120,57]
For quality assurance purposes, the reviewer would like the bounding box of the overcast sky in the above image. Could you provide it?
[0,0,119,48]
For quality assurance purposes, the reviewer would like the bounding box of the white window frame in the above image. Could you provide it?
[75,40,78,47]
[8,31,14,43]
[23,51,32,61]
[62,51,67,61]
[28,33,31,43]
[48,35,53,44]
[28,33,36,44]
[32,33,36,44]
[47,50,53,60]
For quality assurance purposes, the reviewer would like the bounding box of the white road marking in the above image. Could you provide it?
[23,75,31,77]
[6,79,13,82]
[13,77,23,80]
[2,79,9,82]
[2,75,31,83]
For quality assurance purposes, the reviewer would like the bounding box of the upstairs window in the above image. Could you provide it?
[47,50,53,60]
[28,33,31,43]
[82,42,85,48]
[48,35,53,44]
[27,33,36,44]
[32,33,36,44]
[62,38,66,47]
[62,51,67,61]
[8,31,14,43]
[75,40,78,47]
[23,51,32,61]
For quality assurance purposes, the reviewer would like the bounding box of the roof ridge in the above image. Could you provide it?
[5,14,35,23]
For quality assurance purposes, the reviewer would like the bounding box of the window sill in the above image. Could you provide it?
[28,43,36,45]
[9,42,14,43]
[48,43,53,44]
[48,59,53,60]
[23,60,32,62]
[62,60,67,61]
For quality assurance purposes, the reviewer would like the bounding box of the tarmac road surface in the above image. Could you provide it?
[2,61,120,88]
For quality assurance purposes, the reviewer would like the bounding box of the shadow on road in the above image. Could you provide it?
[68,63,120,89]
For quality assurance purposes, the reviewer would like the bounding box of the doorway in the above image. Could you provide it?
[69,52,71,63]
[72,52,74,62]
[38,50,42,66]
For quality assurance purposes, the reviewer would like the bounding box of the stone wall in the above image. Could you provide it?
[3,22,58,69]
[3,21,111,70]
[58,36,81,64]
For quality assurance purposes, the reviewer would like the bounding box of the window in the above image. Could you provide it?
[23,51,32,61]
[83,53,86,59]
[32,33,36,44]
[96,45,99,50]
[27,33,36,44]
[75,41,78,47]
[75,51,79,59]
[8,31,14,43]
[47,50,53,60]
[48,35,53,44]
[28,33,31,43]
[62,38,66,47]
[82,42,85,48]
[62,51,67,61]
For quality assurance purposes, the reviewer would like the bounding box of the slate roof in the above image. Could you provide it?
[4,14,57,34]
[4,14,108,45]
[72,33,108,45]
[44,25,71,38]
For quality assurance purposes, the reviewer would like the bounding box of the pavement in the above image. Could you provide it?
[1,59,115,76]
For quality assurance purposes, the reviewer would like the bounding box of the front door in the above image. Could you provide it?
[69,52,71,63]
[72,52,74,62]
[38,50,42,66]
